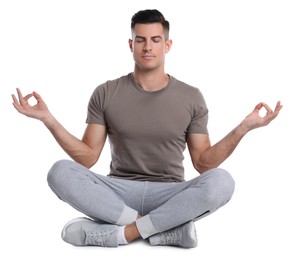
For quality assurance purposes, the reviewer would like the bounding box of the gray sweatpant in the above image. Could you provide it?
[47,160,235,239]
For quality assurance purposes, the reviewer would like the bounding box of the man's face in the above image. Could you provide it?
[129,23,172,71]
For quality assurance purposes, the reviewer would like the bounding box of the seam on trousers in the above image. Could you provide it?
[141,181,148,216]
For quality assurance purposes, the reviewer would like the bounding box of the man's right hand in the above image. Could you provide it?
[12,88,50,122]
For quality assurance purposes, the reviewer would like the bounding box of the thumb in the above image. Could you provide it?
[32,91,46,104]
[254,102,263,111]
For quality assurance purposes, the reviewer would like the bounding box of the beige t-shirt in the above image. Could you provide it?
[86,73,208,182]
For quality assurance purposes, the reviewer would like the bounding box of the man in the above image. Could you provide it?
[12,9,282,248]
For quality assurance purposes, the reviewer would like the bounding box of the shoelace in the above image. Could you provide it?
[162,229,181,245]
[85,231,111,246]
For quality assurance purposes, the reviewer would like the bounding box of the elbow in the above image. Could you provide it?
[193,160,216,174]
[82,161,95,169]
[193,164,207,174]
[73,159,94,169]
[74,153,99,169]
[84,156,99,169]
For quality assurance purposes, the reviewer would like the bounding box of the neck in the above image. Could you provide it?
[133,68,169,92]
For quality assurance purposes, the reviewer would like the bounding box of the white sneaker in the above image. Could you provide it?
[149,221,197,248]
[61,217,119,247]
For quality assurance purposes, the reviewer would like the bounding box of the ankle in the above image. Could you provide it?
[124,222,141,242]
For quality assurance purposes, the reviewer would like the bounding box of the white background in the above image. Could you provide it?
[1,0,296,259]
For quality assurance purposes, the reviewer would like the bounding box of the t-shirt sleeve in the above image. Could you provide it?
[86,84,106,125]
[187,89,209,134]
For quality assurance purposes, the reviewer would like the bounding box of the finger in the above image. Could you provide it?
[254,102,263,112]
[11,93,19,104]
[16,88,23,99]
[12,95,25,114]
[263,103,282,122]
[32,91,43,102]
[260,102,273,115]
[16,88,26,106]
[12,93,25,109]
[23,93,33,101]
[274,101,283,113]
[16,88,33,106]
[266,101,282,118]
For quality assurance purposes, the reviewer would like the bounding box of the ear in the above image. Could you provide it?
[165,39,172,53]
[128,39,133,52]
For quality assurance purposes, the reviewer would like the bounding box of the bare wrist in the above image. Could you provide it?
[42,112,58,129]
[236,123,250,136]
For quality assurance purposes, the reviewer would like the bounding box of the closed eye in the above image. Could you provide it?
[134,36,163,43]
[152,36,162,43]
[135,36,145,43]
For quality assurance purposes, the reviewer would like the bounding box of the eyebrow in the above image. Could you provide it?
[135,35,163,40]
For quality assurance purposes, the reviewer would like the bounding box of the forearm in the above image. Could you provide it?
[198,123,249,172]
[43,113,97,167]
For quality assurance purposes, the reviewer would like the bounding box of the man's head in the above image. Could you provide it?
[131,9,170,39]
[129,9,172,72]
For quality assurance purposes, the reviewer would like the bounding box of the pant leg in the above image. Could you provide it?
[47,159,139,226]
[136,168,235,238]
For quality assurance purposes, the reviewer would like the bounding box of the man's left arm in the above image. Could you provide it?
[187,101,282,174]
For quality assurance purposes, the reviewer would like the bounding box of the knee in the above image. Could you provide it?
[201,168,235,206]
[47,159,75,191]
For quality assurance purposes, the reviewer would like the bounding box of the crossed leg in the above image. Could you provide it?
[47,160,235,247]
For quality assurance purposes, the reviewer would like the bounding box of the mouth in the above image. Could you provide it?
[142,55,155,60]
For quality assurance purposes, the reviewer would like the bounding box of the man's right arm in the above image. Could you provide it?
[12,88,107,168]
[44,116,107,168]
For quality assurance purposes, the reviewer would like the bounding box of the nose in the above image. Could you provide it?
[144,41,152,52]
